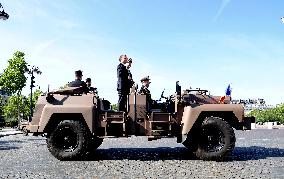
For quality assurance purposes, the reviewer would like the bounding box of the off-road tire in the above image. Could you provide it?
[184,117,235,161]
[46,120,91,160]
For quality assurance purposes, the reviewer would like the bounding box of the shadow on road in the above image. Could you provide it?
[85,146,284,161]
[87,147,196,161]
[0,140,23,150]
[229,146,284,161]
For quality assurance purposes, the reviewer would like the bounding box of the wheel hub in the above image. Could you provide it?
[200,126,225,153]
[53,127,79,151]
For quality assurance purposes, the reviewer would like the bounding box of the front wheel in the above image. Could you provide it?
[46,120,91,160]
[183,117,236,161]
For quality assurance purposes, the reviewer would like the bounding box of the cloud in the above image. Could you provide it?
[213,0,231,22]
[32,39,57,57]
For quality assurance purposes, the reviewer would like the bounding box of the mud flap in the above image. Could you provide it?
[243,116,255,130]
[177,134,188,143]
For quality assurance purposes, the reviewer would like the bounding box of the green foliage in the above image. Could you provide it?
[59,84,69,89]
[2,95,25,121]
[5,119,18,127]
[111,104,118,111]
[2,90,42,122]
[247,104,284,124]
[25,89,42,117]
[0,51,28,95]
[0,95,4,113]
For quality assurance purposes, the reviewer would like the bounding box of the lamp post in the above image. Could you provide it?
[0,3,9,21]
[27,66,42,122]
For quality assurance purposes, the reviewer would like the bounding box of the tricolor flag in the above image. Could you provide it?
[219,84,232,103]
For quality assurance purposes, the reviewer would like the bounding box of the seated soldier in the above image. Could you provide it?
[139,76,153,111]
[86,77,98,94]
[68,70,88,93]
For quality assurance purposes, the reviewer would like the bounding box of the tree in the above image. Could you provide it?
[0,51,28,95]
[2,95,24,121]
[2,89,42,122]
[0,51,28,123]
[0,96,4,127]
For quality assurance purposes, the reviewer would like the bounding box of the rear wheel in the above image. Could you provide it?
[183,117,235,161]
[46,120,91,160]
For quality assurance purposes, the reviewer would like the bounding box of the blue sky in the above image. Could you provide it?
[0,0,284,105]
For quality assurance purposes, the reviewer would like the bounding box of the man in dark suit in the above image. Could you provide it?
[117,54,129,112]
[68,70,88,93]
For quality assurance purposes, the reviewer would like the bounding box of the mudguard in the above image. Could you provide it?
[181,104,244,135]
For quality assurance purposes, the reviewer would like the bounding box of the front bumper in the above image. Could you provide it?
[19,122,40,134]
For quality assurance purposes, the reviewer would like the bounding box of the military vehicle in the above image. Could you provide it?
[21,82,254,161]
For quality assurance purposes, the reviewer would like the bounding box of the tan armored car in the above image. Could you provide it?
[21,82,254,161]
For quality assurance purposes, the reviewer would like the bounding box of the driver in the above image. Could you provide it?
[139,76,153,111]
[68,70,88,93]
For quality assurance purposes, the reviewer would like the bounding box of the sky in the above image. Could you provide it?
[0,0,284,105]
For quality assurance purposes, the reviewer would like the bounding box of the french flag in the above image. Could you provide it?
[219,84,232,103]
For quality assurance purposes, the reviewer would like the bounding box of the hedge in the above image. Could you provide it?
[247,104,284,124]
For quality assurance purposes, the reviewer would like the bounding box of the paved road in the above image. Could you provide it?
[0,129,283,179]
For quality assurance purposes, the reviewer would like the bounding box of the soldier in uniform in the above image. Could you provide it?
[86,78,98,94]
[117,54,129,112]
[68,70,88,93]
[139,76,152,111]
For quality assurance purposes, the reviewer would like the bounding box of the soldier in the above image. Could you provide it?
[68,70,87,88]
[126,58,134,92]
[86,78,98,94]
[117,54,129,112]
[139,76,152,111]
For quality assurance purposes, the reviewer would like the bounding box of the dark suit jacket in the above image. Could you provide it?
[117,63,128,92]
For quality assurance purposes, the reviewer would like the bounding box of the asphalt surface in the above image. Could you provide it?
[0,129,284,179]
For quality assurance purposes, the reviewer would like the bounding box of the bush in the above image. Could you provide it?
[111,104,118,111]
[4,118,18,127]
[247,104,284,124]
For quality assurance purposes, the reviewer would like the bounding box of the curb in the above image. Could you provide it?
[0,129,23,138]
